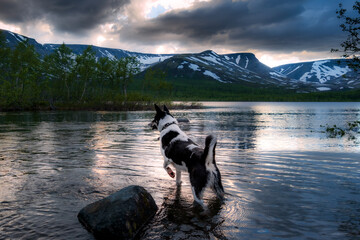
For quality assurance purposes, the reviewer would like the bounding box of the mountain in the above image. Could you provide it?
[1,29,359,92]
[273,59,360,91]
[1,29,173,70]
[143,50,291,87]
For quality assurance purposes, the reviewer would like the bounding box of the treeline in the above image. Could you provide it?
[0,32,167,110]
[1,31,359,111]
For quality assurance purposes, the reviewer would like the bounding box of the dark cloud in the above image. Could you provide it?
[120,0,346,52]
[0,0,35,23]
[0,0,130,33]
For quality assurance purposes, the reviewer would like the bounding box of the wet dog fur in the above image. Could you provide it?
[150,104,224,206]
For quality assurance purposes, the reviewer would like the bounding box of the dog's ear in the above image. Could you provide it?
[163,105,170,113]
[154,104,162,114]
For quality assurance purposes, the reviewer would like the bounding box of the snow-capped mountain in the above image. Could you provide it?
[1,29,173,70]
[2,29,359,92]
[273,59,360,91]
[146,50,289,86]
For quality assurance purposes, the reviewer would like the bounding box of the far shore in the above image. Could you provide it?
[0,101,203,112]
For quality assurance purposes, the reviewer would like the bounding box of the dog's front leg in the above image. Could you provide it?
[163,158,170,170]
[163,158,175,178]
[176,169,182,186]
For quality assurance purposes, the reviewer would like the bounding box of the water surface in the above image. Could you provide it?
[0,102,359,239]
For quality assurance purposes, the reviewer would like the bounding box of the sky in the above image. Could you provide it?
[0,0,354,67]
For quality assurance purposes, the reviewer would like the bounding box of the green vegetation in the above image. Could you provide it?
[0,31,160,111]
[332,1,360,70]
[321,121,360,140]
[1,30,360,112]
[131,75,360,102]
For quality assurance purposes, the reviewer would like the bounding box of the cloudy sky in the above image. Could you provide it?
[0,0,353,67]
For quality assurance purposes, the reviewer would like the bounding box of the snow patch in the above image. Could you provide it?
[236,55,241,65]
[202,55,222,65]
[138,55,172,65]
[203,70,225,83]
[224,56,230,60]
[270,71,286,78]
[300,60,351,83]
[299,72,311,82]
[317,87,331,91]
[17,34,26,42]
[187,57,210,66]
[244,56,249,68]
[188,63,201,71]
[285,64,303,75]
[99,50,116,60]
[177,65,184,69]
[9,32,21,42]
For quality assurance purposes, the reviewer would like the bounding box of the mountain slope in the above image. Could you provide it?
[146,50,291,87]
[273,59,360,91]
[2,29,359,93]
[1,29,172,69]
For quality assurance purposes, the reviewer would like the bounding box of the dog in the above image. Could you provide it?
[150,104,224,206]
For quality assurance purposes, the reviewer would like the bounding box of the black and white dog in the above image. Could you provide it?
[150,104,224,206]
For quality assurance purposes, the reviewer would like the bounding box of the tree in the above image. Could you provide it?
[43,43,74,103]
[7,40,42,109]
[74,46,97,102]
[111,56,140,99]
[0,31,12,106]
[332,1,360,70]
[143,68,172,95]
[96,57,113,99]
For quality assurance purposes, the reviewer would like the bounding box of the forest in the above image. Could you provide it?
[0,30,168,111]
[1,30,360,111]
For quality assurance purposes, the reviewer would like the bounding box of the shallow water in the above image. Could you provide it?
[0,102,360,239]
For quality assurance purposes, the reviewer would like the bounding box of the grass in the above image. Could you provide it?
[130,76,360,102]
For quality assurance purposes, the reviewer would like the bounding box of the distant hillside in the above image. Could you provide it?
[1,29,360,93]
[1,29,173,70]
[273,59,360,91]
[143,50,290,86]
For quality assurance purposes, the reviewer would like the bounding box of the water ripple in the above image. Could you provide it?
[0,103,360,239]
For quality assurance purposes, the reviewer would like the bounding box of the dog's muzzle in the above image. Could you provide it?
[149,121,158,130]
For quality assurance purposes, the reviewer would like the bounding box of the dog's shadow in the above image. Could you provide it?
[165,185,223,218]
[139,185,227,239]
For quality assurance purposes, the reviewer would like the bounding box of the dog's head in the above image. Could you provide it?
[150,104,173,131]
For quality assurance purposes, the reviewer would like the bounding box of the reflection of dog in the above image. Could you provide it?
[150,104,224,206]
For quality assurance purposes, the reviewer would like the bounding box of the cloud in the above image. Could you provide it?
[0,0,350,66]
[0,0,130,33]
[118,0,345,53]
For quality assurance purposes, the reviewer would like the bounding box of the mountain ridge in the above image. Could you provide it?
[1,29,359,92]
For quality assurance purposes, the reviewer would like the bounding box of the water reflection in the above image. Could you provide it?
[140,185,226,240]
[0,102,360,239]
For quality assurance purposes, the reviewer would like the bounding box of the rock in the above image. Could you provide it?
[177,117,190,123]
[78,185,158,240]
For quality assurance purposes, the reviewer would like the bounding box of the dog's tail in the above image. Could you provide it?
[204,135,225,199]
[203,135,217,166]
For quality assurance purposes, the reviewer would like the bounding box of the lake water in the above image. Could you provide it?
[0,102,360,239]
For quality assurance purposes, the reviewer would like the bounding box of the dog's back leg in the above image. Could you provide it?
[176,169,182,185]
[191,186,204,206]
[190,167,208,206]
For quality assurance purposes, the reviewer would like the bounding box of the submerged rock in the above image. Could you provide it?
[78,185,158,239]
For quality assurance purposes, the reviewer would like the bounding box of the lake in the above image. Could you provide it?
[0,102,359,239]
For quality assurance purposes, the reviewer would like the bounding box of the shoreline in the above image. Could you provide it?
[0,101,203,112]
[1,100,360,112]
